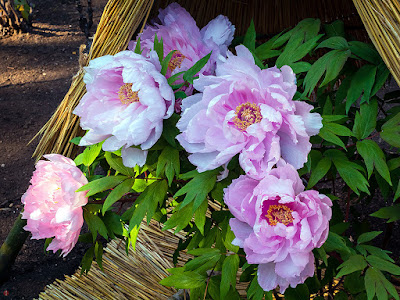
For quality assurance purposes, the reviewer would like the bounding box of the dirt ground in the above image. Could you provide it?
[0,0,105,298]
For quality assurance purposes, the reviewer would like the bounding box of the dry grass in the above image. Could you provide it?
[352,0,400,86]
[31,0,154,160]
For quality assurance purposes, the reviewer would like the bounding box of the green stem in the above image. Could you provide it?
[0,214,29,283]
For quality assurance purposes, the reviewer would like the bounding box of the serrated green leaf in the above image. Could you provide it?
[357,140,391,185]
[316,36,348,50]
[380,112,400,148]
[102,178,135,214]
[360,245,394,263]
[336,255,367,278]
[357,231,383,244]
[370,205,400,222]
[346,65,377,113]
[156,146,180,186]
[243,20,256,52]
[366,255,400,275]
[221,254,239,299]
[129,180,168,230]
[353,98,378,139]
[307,157,332,188]
[365,267,400,300]
[175,169,218,212]
[184,250,221,275]
[183,52,211,84]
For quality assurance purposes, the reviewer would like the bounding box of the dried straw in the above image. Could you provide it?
[31,0,154,160]
[352,0,400,86]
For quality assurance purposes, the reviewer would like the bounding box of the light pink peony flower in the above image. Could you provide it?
[224,162,332,292]
[129,3,235,99]
[73,50,175,167]
[176,45,322,179]
[21,154,88,257]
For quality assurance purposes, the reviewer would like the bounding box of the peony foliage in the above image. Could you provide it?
[21,5,400,299]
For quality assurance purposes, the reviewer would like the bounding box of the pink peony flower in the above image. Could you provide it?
[224,162,332,292]
[176,45,322,179]
[21,154,88,257]
[129,3,235,97]
[73,50,175,167]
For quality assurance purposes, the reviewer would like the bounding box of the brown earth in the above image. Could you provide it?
[0,0,105,299]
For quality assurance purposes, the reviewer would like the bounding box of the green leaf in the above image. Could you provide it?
[162,113,180,147]
[247,275,265,300]
[69,136,82,145]
[94,241,103,271]
[163,202,194,233]
[360,245,394,263]
[336,255,367,278]
[323,20,346,38]
[333,291,348,300]
[371,63,390,96]
[349,41,381,64]
[220,254,239,299]
[80,246,94,274]
[284,284,310,300]
[133,37,141,54]
[183,52,211,84]
[104,152,136,177]
[370,205,400,222]
[102,211,124,238]
[290,61,312,73]
[317,36,348,50]
[303,49,350,96]
[307,157,332,188]
[380,112,400,148]
[161,50,176,75]
[357,231,383,244]
[325,149,369,195]
[322,115,347,122]
[84,210,108,241]
[129,180,168,230]
[319,126,346,149]
[184,249,221,275]
[346,65,377,113]
[366,255,400,275]
[365,267,400,300]
[160,268,206,289]
[344,271,366,295]
[77,175,128,197]
[357,140,392,185]
[194,199,208,235]
[324,231,350,254]
[243,20,256,52]
[353,98,378,139]
[156,146,180,186]
[102,178,135,214]
[254,32,284,60]
[323,122,353,136]
[75,142,102,167]
[154,34,163,63]
[174,169,218,212]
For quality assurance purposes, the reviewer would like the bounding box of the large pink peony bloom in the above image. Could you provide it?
[130,3,235,99]
[73,50,175,167]
[21,154,88,257]
[224,162,332,292]
[176,45,322,179]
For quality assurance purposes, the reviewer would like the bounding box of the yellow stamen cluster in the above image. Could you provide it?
[118,83,139,105]
[233,102,262,131]
[266,204,294,226]
[168,51,186,72]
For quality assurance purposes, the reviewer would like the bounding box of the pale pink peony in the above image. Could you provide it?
[73,50,175,167]
[129,3,235,98]
[176,45,322,179]
[224,162,332,292]
[21,154,88,257]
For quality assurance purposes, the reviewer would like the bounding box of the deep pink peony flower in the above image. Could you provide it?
[176,45,322,179]
[224,162,332,292]
[21,154,88,257]
[129,3,235,97]
[73,50,175,167]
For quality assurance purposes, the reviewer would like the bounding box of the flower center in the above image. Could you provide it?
[233,102,262,131]
[118,83,139,105]
[168,51,186,71]
[266,204,294,226]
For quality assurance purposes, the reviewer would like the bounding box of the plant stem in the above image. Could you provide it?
[0,214,29,283]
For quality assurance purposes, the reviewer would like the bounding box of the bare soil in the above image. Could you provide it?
[0,1,105,299]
